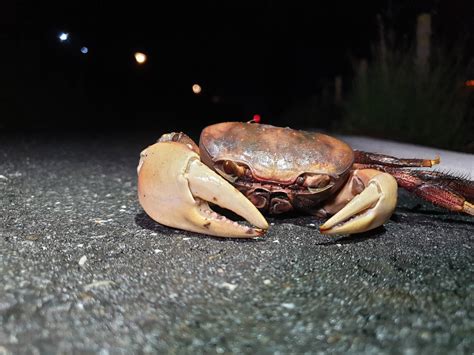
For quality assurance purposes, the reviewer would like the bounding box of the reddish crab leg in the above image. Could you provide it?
[354,150,440,168]
[354,150,474,215]
[386,169,474,215]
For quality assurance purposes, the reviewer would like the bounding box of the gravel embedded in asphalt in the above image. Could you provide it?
[1,131,473,354]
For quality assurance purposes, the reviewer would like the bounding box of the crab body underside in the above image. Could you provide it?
[137,122,474,238]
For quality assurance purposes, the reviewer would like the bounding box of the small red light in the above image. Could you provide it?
[466,80,474,87]
[252,114,261,123]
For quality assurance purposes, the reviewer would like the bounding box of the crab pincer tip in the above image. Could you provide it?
[432,155,441,165]
[464,201,474,216]
[424,155,440,167]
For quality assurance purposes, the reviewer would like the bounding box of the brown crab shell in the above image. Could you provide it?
[199,122,354,184]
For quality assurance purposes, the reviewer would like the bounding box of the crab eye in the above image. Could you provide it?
[223,161,232,174]
[297,174,331,188]
[298,174,334,193]
[222,161,247,177]
[216,161,249,182]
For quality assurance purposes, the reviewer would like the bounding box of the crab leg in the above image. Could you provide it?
[350,157,473,216]
[137,140,268,238]
[354,150,440,167]
[320,169,398,234]
[385,169,474,215]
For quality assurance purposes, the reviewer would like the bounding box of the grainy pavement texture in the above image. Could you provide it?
[1,130,473,354]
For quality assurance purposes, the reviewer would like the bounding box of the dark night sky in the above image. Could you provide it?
[3,0,473,130]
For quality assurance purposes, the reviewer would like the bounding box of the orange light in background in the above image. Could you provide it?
[192,84,202,94]
[466,80,474,87]
[134,52,147,64]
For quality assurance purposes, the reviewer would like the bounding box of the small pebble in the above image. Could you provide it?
[25,235,40,241]
[84,280,115,290]
[263,279,271,285]
[281,303,295,310]
[78,255,87,266]
[154,249,163,254]
[219,282,238,291]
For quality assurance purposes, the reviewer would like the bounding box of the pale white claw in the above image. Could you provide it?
[186,159,268,230]
[320,172,398,234]
[137,141,268,238]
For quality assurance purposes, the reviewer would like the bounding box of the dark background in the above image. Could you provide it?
[3,0,474,133]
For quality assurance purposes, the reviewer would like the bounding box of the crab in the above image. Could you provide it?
[137,121,474,238]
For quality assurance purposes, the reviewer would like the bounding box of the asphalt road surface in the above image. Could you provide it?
[1,130,473,354]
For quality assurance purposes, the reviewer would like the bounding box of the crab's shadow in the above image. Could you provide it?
[134,212,263,243]
[394,206,474,227]
[325,227,387,245]
[251,211,388,245]
[135,212,175,235]
[135,207,387,245]
[135,201,473,246]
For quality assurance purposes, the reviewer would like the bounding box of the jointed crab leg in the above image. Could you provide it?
[354,150,440,168]
[410,170,474,202]
[319,169,398,234]
[385,168,474,215]
[355,151,474,215]
[137,139,268,238]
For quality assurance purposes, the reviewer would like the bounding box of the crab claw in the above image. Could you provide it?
[137,140,268,238]
[320,171,398,235]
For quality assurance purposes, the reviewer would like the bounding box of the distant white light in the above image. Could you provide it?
[81,47,88,54]
[59,32,69,42]
[134,52,147,64]
[192,84,202,94]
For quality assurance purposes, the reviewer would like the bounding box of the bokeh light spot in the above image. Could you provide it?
[134,52,147,64]
[59,32,69,41]
[192,84,202,94]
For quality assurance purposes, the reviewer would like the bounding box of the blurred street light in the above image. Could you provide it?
[81,47,88,54]
[192,84,202,94]
[465,80,474,87]
[59,32,69,42]
[134,52,147,64]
